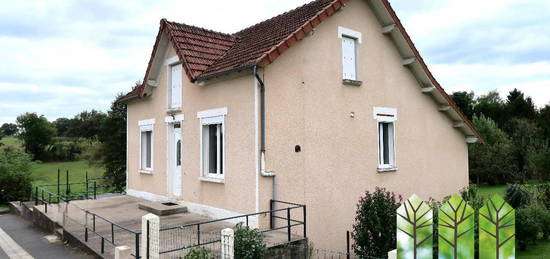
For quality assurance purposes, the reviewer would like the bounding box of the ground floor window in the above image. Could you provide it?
[197,108,227,179]
[373,107,397,171]
[139,119,155,171]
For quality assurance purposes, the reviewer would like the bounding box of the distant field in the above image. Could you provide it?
[31,160,104,186]
[0,136,23,150]
[476,184,507,198]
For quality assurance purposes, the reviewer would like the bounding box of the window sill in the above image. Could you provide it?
[199,176,224,184]
[166,108,182,114]
[342,79,363,86]
[377,167,398,173]
[139,169,153,175]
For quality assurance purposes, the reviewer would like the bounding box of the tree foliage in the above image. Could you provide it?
[67,110,106,139]
[16,113,57,160]
[1,123,18,136]
[97,94,127,191]
[450,91,475,119]
[0,148,33,203]
[469,115,517,184]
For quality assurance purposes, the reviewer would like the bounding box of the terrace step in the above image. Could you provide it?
[138,201,188,216]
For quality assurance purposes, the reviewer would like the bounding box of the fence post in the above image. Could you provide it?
[303,205,307,238]
[135,233,140,259]
[57,169,60,202]
[66,170,69,196]
[85,171,89,199]
[346,231,350,259]
[221,228,234,259]
[141,213,159,259]
[287,207,291,242]
[115,246,131,259]
[34,186,38,205]
[269,199,274,229]
[94,181,97,200]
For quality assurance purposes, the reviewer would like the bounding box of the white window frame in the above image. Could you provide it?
[373,107,397,171]
[166,56,182,111]
[139,119,155,173]
[197,108,227,180]
[338,26,362,81]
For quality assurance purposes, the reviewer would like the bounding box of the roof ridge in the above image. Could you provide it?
[233,0,329,35]
[162,18,236,38]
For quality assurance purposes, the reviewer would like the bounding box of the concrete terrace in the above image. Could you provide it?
[35,195,304,258]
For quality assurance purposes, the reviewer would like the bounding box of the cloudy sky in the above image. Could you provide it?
[1,0,549,124]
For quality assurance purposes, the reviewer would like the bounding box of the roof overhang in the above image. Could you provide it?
[367,0,483,143]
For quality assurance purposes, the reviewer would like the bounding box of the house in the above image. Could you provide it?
[119,0,481,251]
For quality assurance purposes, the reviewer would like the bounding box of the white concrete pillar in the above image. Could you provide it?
[115,246,131,259]
[141,213,160,259]
[221,228,234,259]
[388,249,397,259]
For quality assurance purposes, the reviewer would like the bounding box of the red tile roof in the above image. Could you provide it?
[118,0,481,142]
[118,0,342,103]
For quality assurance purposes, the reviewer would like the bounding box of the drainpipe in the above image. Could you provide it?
[253,66,276,201]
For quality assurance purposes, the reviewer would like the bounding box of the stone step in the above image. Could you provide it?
[138,200,188,216]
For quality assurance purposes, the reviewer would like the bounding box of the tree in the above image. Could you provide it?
[53,118,71,137]
[0,123,18,136]
[538,104,550,140]
[506,88,537,122]
[473,91,507,127]
[451,91,475,119]
[67,110,106,139]
[507,118,544,180]
[16,113,57,160]
[97,94,127,191]
[469,115,518,184]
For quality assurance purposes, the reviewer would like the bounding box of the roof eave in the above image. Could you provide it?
[370,0,483,143]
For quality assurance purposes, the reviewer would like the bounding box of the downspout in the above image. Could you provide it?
[253,66,276,202]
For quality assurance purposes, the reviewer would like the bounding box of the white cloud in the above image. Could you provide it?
[0,0,549,124]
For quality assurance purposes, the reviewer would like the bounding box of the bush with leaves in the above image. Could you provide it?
[352,187,402,258]
[234,222,267,259]
[516,202,546,250]
[505,184,532,209]
[534,183,550,210]
[183,247,214,259]
[0,148,33,203]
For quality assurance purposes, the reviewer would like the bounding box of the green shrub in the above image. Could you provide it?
[534,183,550,210]
[234,222,267,259]
[516,202,546,250]
[0,149,33,203]
[352,187,402,258]
[184,247,214,259]
[505,184,531,209]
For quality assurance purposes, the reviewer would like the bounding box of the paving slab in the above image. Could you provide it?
[0,214,94,259]
[37,195,303,258]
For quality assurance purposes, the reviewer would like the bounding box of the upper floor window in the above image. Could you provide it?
[169,63,182,109]
[373,107,397,172]
[342,36,357,80]
[338,26,362,83]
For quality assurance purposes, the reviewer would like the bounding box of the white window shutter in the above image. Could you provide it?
[171,64,182,108]
[342,37,356,80]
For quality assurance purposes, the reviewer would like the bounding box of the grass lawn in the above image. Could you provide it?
[31,160,105,198]
[477,184,550,258]
[0,136,23,150]
[476,184,507,198]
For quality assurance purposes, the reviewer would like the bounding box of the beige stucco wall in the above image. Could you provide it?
[127,44,257,214]
[261,0,469,251]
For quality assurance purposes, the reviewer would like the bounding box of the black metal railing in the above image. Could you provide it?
[157,199,306,256]
[83,210,142,258]
[32,169,112,205]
